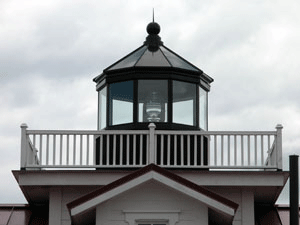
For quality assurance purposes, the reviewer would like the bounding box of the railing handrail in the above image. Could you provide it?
[20,123,283,170]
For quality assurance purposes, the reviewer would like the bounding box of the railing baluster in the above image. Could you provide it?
[167,135,171,166]
[187,135,190,166]
[228,135,230,165]
[99,135,103,166]
[221,135,224,166]
[241,135,244,166]
[261,135,264,166]
[194,135,197,166]
[268,135,271,166]
[248,135,251,166]
[39,135,43,165]
[214,135,217,166]
[66,135,69,165]
[46,134,49,165]
[113,135,117,166]
[133,134,136,165]
[106,135,110,165]
[140,134,143,165]
[160,135,164,165]
[181,135,184,166]
[254,135,257,165]
[86,135,89,165]
[234,135,237,166]
[53,135,56,165]
[80,135,83,165]
[126,134,129,166]
[120,135,123,165]
[60,135,63,165]
[73,135,76,165]
[201,135,204,166]
[174,135,177,165]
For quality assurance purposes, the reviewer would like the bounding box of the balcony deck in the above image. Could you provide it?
[20,123,283,171]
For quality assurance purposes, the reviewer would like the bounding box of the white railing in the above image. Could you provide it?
[20,123,283,170]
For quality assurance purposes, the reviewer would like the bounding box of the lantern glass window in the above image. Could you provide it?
[108,81,133,126]
[98,86,107,130]
[138,80,168,123]
[173,81,197,126]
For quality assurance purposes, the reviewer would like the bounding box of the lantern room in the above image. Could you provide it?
[93,21,213,130]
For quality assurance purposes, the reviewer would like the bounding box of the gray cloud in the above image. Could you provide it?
[1,0,300,204]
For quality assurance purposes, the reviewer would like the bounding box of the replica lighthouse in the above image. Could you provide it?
[12,20,289,225]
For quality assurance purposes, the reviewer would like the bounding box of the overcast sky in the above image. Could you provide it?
[1,0,300,204]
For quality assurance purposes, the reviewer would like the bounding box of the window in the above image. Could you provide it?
[137,221,167,225]
[124,210,180,225]
[108,81,133,125]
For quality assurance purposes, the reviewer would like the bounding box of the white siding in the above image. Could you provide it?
[96,180,208,225]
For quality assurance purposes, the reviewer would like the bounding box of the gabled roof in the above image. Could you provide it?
[67,164,238,224]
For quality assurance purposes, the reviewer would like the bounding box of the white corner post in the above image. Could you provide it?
[148,123,156,164]
[20,123,28,170]
[276,124,283,170]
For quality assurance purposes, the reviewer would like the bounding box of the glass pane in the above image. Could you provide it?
[135,48,171,67]
[173,81,196,126]
[109,81,133,125]
[161,46,198,71]
[99,87,107,129]
[200,87,208,130]
[138,80,168,122]
[108,46,147,70]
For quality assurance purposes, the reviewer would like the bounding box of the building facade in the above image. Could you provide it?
[4,21,292,225]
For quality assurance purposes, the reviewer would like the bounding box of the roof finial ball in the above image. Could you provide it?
[146,22,160,35]
[144,10,163,52]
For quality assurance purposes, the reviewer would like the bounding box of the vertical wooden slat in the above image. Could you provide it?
[33,135,36,149]
[80,135,83,165]
[221,135,224,166]
[120,135,123,165]
[133,135,136,166]
[46,134,49,165]
[73,135,76,165]
[99,135,103,166]
[181,135,184,166]
[66,135,69,165]
[241,135,244,166]
[113,135,117,166]
[248,135,251,166]
[207,135,210,166]
[254,135,257,165]
[126,134,129,165]
[194,135,197,166]
[60,135,63,165]
[187,135,190,166]
[167,135,171,166]
[261,135,264,166]
[228,135,230,165]
[267,135,271,166]
[160,135,164,165]
[201,135,204,166]
[139,134,143,165]
[32,134,36,164]
[86,135,90,165]
[106,135,109,165]
[174,135,177,166]
[234,135,237,166]
[53,135,56,165]
[214,135,217,165]
[39,135,43,165]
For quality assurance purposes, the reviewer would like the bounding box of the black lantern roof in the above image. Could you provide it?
[93,21,213,89]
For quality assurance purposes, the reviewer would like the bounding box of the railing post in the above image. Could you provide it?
[20,123,28,170]
[148,123,156,164]
[276,124,283,170]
